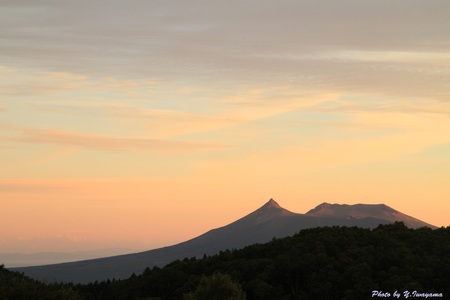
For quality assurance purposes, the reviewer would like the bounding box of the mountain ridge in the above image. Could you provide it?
[10,199,436,283]
[306,202,433,228]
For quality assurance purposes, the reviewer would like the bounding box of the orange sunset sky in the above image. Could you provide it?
[1,1,450,255]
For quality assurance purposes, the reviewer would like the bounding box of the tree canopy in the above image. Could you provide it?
[73,223,449,300]
[3,223,448,299]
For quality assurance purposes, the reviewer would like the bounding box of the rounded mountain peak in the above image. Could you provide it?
[306,202,334,215]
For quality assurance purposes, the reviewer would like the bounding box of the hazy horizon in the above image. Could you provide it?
[1,1,449,257]
[2,200,438,268]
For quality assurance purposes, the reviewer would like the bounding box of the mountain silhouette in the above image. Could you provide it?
[305,202,434,228]
[11,199,436,283]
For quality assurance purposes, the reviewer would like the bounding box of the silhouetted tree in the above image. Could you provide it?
[183,273,246,300]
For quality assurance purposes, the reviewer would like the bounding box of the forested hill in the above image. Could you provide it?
[74,223,449,300]
[0,265,81,300]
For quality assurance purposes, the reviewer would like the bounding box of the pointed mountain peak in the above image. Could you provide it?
[264,198,281,209]
[235,198,295,226]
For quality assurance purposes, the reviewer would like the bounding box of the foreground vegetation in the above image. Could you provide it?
[3,223,449,299]
[0,265,81,300]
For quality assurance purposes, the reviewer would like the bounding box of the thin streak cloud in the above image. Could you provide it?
[0,179,72,194]
[12,129,229,152]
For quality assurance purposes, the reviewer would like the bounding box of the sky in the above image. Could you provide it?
[1,0,450,257]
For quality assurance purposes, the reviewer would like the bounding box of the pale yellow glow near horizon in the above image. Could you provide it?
[1,170,449,253]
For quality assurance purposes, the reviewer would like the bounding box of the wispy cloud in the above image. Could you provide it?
[334,50,450,64]
[15,83,338,139]
[11,128,229,152]
[197,129,450,181]
[0,65,149,97]
[1,1,448,89]
[0,179,72,194]
[313,97,450,116]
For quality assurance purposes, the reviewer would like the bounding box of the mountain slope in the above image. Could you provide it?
[306,202,436,229]
[11,199,436,283]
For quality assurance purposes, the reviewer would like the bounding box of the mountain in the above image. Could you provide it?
[10,199,436,283]
[305,202,434,229]
[0,248,140,268]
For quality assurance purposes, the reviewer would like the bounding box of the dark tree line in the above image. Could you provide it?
[74,223,450,300]
[0,264,81,300]
[2,223,449,299]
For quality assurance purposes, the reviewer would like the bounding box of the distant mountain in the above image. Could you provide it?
[305,202,435,229]
[11,199,436,283]
[0,248,140,268]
